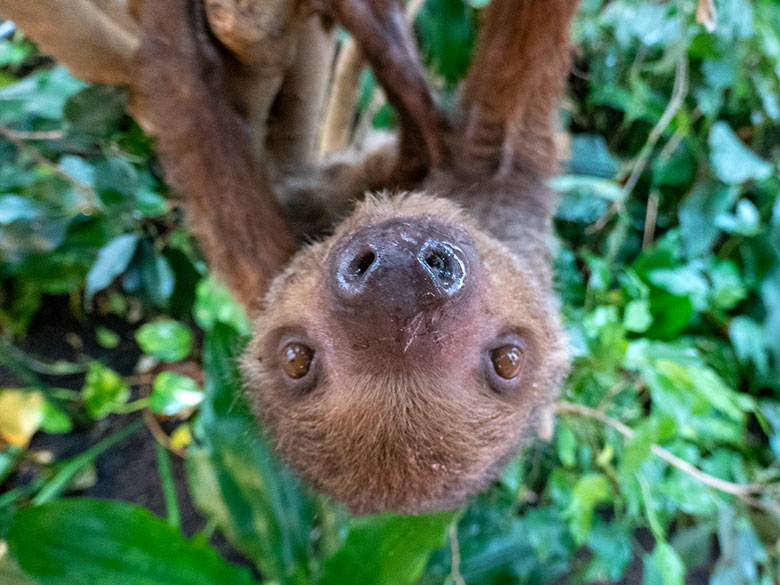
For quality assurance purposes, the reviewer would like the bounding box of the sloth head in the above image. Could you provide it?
[242,193,567,514]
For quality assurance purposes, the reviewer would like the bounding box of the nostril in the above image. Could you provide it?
[419,240,468,295]
[337,245,378,294]
[424,250,453,282]
[352,251,376,277]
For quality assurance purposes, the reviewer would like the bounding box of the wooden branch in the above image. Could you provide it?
[319,39,363,155]
[266,15,336,173]
[0,0,138,84]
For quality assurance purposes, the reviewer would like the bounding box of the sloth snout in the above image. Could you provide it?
[328,217,475,323]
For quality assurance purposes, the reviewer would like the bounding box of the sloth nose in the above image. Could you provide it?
[329,218,473,321]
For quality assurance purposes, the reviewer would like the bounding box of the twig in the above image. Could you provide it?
[0,128,64,141]
[642,190,659,249]
[588,51,688,234]
[444,518,467,585]
[143,408,186,458]
[319,0,429,154]
[554,401,772,505]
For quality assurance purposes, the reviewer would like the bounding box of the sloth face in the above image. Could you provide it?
[242,193,567,514]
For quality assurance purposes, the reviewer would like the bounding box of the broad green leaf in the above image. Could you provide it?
[194,276,249,334]
[0,195,42,224]
[416,0,474,85]
[715,199,761,236]
[729,316,769,376]
[135,320,192,362]
[187,324,314,584]
[564,474,611,543]
[643,542,685,585]
[646,292,693,339]
[0,446,22,484]
[95,327,121,349]
[135,188,169,217]
[708,122,772,184]
[85,233,139,303]
[583,520,632,582]
[566,134,620,178]
[522,507,569,564]
[678,182,740,258]
[81,362,129,419]
[0,67,85,122]
[7,499,260,585]
[39,400,73,434]
[0,213,70,262]
[647,265,709,310]
[58,156,96,189]
[556,423,577,468]
[624,299,653,332]
[136,240,175,308]
[320,512,454,585]
[707,259,747,311]
[64,85,127,140]
[151,372,203,415]
[553,176,622,223]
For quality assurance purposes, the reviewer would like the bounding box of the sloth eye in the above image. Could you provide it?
[490,344,524,379]
[281,343,314,379]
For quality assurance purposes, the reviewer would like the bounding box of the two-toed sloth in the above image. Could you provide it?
[0,0,578,514]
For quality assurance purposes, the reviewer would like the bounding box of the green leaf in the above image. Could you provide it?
[708,122,773,184]
[135,320,192,362]
[187,324,314,584]
[0,67,85,122]
[193,276,249,334]
[135,188,169,217]
[39,400,73,434]
[96,327,121,349]
[7,499,260,585]
[624,299,653,332]
[643,542,685,585]
[81,362,129,419]
[0,195,42,224]
[564,474,611,544]
[85,233,139,304]
[151,372,203,415]
[678,182,740,258]
[320,512,454,585]
[583,520,632,582]
[556,423,577,468]
[715,199,761,236]
[64,85,127,140]
[566,134,620,178]
[729,316,769,376]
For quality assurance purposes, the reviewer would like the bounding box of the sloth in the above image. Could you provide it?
[0,0,578,513]
[132,0,577,514]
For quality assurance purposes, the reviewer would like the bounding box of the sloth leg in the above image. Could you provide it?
[459,0,579,180]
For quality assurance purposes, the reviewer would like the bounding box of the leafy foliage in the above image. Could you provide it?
[1,0,779,584]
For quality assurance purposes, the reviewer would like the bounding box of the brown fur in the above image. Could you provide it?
[134,0,578,514]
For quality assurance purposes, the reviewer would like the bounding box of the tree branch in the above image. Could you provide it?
[0,0,138,84]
